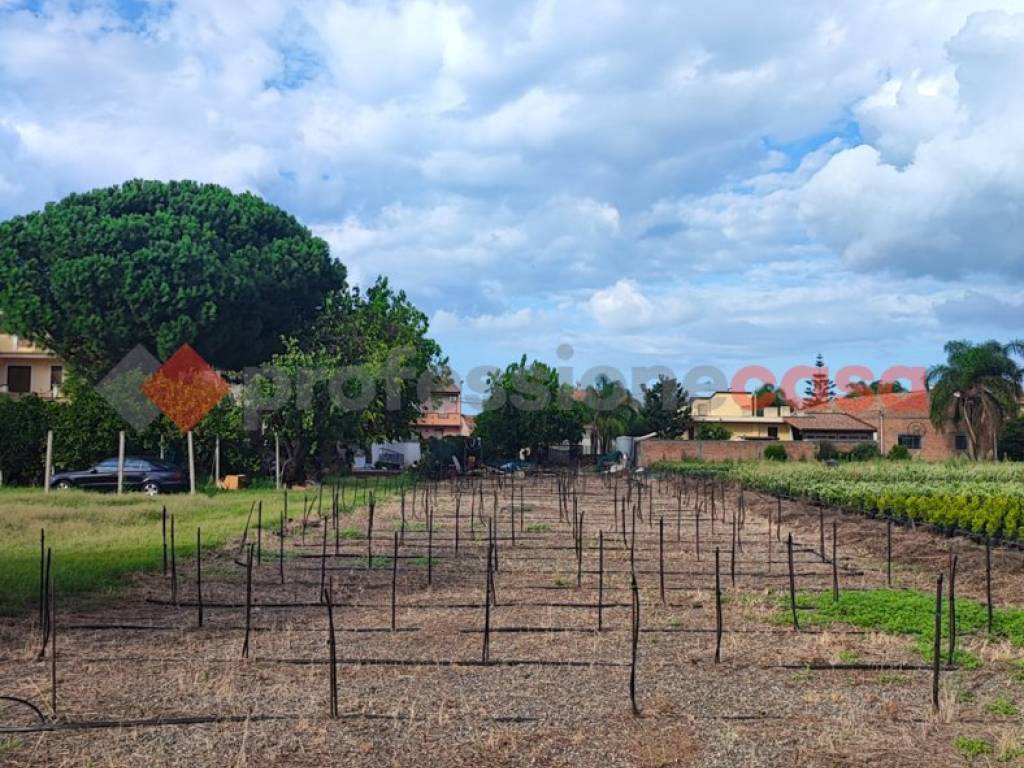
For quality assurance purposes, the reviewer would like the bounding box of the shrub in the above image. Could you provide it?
[847,442,881,461]
[1002,417,1024,461]
[815,441,840,461]
[888,444,911,461]
[0,394,53,485]
[763,444,788,462]
[695,423,732,440]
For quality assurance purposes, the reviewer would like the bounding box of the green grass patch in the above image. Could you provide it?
[0,476,405,614]
[526,523,550,533]
[955,736,993,761]
[410,556,437,568]
[339,527,362,540]
[837,649,860,663]
[986,695,1019,717]
[0,737,23,756]
[777,589,1024,667]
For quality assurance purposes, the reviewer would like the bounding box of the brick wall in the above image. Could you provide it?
[638,439,818,466]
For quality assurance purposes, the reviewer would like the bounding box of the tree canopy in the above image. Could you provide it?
[473,357,588,461]
[254,277,446,483]
[803,353,836,407]
[927,339,1024,460]
[639,375,691,438]
[0,179,346,378]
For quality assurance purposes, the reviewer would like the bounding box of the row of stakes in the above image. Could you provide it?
[27,472,998,722]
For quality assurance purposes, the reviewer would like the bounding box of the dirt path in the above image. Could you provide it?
[1,472,1022,767]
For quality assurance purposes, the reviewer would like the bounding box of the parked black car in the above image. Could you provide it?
[49,456,189,495]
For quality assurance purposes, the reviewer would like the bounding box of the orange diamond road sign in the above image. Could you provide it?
[141,344,230,432]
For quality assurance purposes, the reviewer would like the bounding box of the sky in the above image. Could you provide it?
[1,0,1022,408]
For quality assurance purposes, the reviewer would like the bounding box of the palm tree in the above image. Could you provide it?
[583,374,640,455]
[926,339,1024,460]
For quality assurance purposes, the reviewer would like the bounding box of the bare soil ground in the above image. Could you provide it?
[2,472,1023,767]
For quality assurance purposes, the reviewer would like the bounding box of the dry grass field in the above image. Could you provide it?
[2,471,1024,767]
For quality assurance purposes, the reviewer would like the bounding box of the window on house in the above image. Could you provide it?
[897,434,922,450]
[6,365,31,393]
[767,426,778,439]
[955,434,968,451]
[50,365,63,390]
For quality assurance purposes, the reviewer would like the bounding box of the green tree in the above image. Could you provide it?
[754,383,789,411]
[804,354,836,407]
[926,339,1024,460]
[1000,417,1024,461]
[639,375,691,438]
[584,374,641,454]
[0,180,346,379]
[255,278,445,483]
[845,379,906,398]
[695,423,731,440]
[473,357,587,461]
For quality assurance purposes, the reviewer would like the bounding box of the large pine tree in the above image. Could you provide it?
[804,354,836,407]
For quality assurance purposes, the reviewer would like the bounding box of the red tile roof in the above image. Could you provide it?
[805,391,930,417]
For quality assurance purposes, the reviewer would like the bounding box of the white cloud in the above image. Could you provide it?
[1,0,1022,380]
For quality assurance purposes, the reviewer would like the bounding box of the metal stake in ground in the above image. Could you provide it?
[325,581,338,719]
[391,532,399,631]
[427,504,434,586]
[256,501,262,565]
[932,573,944,712]
[196,527,203,628]
[985,537,994,635]
[38,529,46,631]
[49,578,56,716]
[659,517,665,604]
[629,567,641,716]
[279,508,285,585]
[886,519,893,587]
[818,507,825,562]
[161,508,168,573]
[319,522,328,604]
[714,547,723,664]
[598,530,604,632]
[787,533,799,631]
[948,553,958,667]
[482,542,493,664]
[242,544,254,658]
[170,515,178,607]
[367,494,375,570]
[831,520,839,603]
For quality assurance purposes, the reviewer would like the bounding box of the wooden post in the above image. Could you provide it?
[367,494,375,570]
[256,501,262,565]
[214,436,220,488]
[932,573,944,712]
[187,431,196,495]
[117,430,125,495]
[43,430,53,493]
[427,504,434,587]
[275,433,281,491]
[787,533,798,631]
[162,506,169,575]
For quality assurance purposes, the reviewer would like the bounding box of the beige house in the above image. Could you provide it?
[0,333,64,399]
[689,391,795,441]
